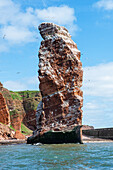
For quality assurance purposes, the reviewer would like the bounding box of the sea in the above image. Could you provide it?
[0,143,113,170]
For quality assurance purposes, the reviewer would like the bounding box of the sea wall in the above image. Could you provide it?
[83,128,113,139]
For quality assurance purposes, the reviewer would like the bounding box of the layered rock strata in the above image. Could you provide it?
[37,23,83,134]
[0,82,41,133]
[0,84,25,131]
[0,92,10,126]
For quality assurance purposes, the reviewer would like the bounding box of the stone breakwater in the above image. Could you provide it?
[83,128,113,140]
[36,23,83,133]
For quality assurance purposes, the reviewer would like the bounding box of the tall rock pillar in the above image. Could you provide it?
[37,23,83,132]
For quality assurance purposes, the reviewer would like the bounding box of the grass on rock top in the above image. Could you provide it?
[15,91,40,99]
[9,90,40,100]
[9,92,22,100]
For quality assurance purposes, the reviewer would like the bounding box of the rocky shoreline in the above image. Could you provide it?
[0,136,113,145]
[0,139,26,145]
[82,135,113,143]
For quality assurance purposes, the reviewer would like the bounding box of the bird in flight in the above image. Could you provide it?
[3,35,6,39]
[16,72,20,74]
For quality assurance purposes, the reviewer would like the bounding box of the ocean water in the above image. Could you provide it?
[0,143,113,169]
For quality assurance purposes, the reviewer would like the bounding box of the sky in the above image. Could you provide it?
[0,0,113,128]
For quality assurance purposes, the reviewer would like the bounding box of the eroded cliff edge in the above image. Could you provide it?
[0,82,41,140]
[27,23,83,144]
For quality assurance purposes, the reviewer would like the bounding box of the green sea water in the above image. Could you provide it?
[0,143,113,169]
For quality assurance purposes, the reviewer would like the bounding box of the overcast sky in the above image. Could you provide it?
[0,0,113,128]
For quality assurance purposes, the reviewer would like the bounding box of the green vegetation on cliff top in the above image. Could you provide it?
[10,92,22,100]
[9,90,40,100]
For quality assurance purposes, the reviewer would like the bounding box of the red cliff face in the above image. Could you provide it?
[0,82,26,140]
[0,92,10,126]
[36,23,83,133]
[0,84,26,131]
[23,92,42,131]
[10,99,25,131]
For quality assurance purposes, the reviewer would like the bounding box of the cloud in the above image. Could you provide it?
[3,80,27,91]
[0,0,38,45]
[36,5,77,32]
[83,62,113,97]
[93,0,113,10]
[37,5,78,34]
[0,0,78,51]
[27,76,39,85]
[83,96,113,128]
[84,102,99,110]
[83,62,113,128]
[3,76,39,91]
[1,26,36,44]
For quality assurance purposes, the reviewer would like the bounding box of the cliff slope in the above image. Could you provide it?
[0,82,41,139]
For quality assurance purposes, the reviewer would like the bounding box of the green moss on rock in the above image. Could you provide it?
[21,123,33,135]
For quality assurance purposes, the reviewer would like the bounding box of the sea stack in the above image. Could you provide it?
[27,23,83,144]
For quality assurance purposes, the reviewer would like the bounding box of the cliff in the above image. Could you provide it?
[27,23,83,144]
[1,86,26,132]
[18,91,42,131]
[0,82,41,139]
[0,92,10,126]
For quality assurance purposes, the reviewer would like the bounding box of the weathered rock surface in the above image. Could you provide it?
[0,122,25,140]
[0,84,41,132]
[14,130,25,140]
[37,23,83,132]
[0,92,10,126]
[27,23,83,144]
[0,82,42,140]
[0,87,26,131]
[22,92,42,131]
[0,123,15,140]
[0,83,41,139]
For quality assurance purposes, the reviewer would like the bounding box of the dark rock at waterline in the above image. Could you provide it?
[27,126,83,144]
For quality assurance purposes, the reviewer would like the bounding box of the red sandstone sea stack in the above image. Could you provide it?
[27,23,83,144]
